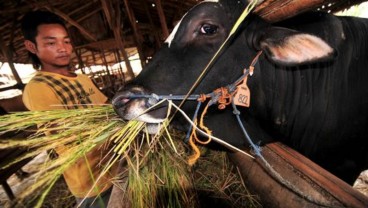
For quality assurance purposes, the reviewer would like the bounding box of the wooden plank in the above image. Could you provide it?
[255,0,326,22]
[228,142,368,207]
[254,0,368,22]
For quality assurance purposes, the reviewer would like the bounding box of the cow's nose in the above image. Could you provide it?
[111,91,133,109]
[112,86,162,121]
[112,89,160,109]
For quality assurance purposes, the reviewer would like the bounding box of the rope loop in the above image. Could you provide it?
[197,94,208,103]
[213,87,235,110]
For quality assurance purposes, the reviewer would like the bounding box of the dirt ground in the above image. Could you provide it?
[1,152,368,207]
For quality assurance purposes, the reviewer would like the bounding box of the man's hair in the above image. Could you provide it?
[21,10,68,69]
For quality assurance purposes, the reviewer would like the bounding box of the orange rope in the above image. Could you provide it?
[187,52,263,165]
[198,103,212,144]
[188,98,212,165]
[188,119,201,166]
[187,88,237,165]
[214,87,237,110]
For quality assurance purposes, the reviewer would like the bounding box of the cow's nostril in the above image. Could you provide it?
[122,98,130,104]
[111,94,130,109]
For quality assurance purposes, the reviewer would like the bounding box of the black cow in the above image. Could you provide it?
[112,0,368,184]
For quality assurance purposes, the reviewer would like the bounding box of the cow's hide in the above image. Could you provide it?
[112,0,368,184]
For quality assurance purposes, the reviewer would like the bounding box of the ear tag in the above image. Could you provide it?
[234,76,250,107]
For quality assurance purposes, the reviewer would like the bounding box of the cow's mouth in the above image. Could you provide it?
[112,86,168,134]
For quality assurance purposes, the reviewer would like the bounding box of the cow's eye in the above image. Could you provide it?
[200,24,218,35]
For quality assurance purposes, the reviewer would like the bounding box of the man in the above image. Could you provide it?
[21,10,118,207]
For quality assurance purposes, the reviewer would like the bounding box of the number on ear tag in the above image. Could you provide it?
[234,76,250,107]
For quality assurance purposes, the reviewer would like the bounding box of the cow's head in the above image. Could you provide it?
[112,0,334,135]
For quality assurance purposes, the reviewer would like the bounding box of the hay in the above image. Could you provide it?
[0,106,259,207]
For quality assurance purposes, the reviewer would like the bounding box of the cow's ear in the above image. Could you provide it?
[257,27,335,66]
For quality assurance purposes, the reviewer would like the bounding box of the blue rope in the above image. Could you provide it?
[231,102,263,157]
[127,94,201,101]
[184,101,202,142]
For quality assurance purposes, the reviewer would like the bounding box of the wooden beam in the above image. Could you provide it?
[123,0,145,67]
[68,1,94,17]
[155,0,169,39]
[143,0,162,48]
[42,6,97,41]
[100,0,135,78]
[76,7,101,23]
[74,49,85,74]
[113,0,135,78]
[0,1,65,15]
[100,0,114,29]
[114,30,135,79]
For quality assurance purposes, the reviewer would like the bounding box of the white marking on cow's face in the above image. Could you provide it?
[164,0,220,47]
[165,20,182,47]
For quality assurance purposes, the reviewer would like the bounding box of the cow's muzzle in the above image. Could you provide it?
[112,86,168,134]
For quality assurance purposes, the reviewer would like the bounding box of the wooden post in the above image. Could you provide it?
[123,0,146,67]
[0,37,24,89]
[143,0,162,49]
[155,0,169,39]
[75,49,85,74]
[114,50,125,87]
[113,0,135,78]
[101,0,135,78]
[114,50,125,81]
[91,51,97,66]
[100,49,113,87]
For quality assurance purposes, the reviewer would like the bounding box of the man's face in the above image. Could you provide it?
[33,24,72,68]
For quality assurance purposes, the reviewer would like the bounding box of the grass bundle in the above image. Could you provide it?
[0,106,136,207]
[0,105,259,208]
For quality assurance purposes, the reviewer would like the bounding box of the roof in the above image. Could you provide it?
[0,0,366,68]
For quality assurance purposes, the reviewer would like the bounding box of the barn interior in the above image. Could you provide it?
[1,0,368,206]
[0,0,367,102]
